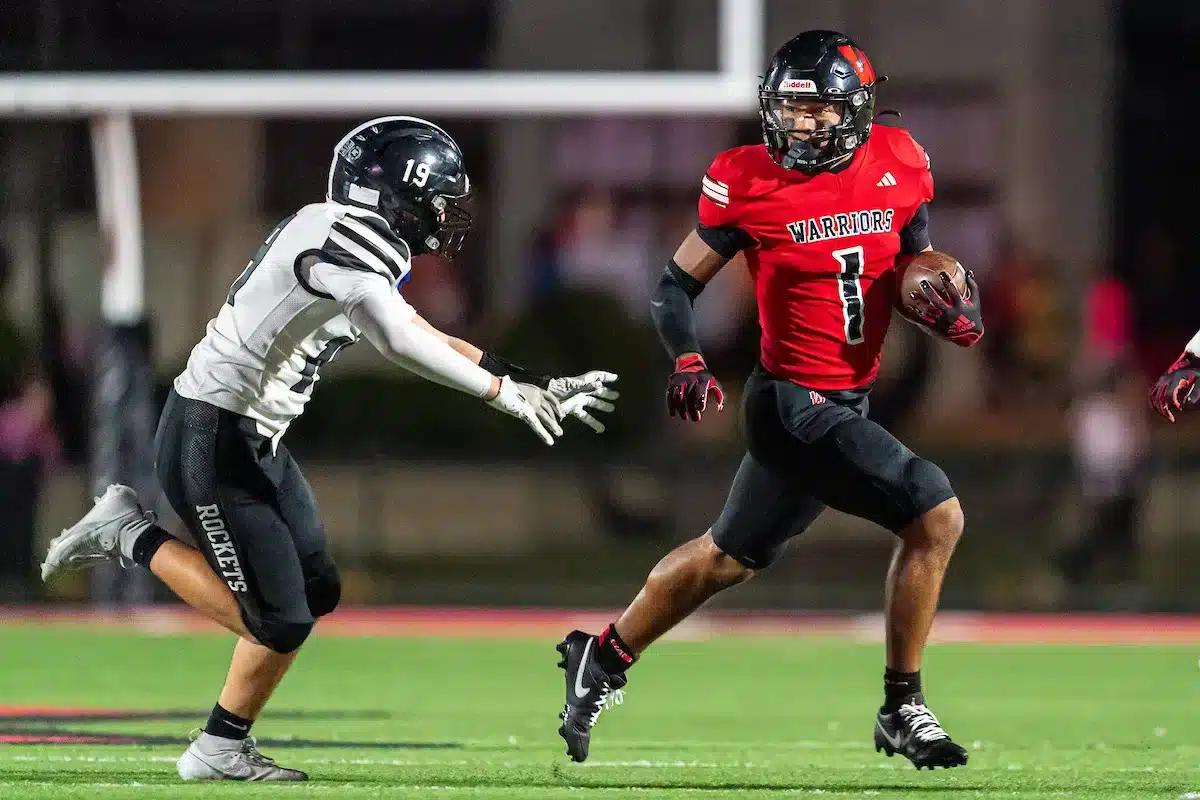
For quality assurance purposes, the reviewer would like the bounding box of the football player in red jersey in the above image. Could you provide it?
[556,31,982,770]
[1150,329,1200,421]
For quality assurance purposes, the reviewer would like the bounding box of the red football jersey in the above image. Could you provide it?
[698,124,933,391]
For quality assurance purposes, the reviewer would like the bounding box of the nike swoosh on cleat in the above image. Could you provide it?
[574,639,594,700]
[877,721,904,749]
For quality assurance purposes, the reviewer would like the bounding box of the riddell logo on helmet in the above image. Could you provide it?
[778,78,817,93]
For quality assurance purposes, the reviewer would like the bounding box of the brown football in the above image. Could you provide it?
[896,250,969,325]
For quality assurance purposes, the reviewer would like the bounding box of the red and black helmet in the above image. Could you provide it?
[759,31,882,174]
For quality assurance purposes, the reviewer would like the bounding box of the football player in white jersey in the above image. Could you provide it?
[39,117,618,782]
[1150,328,1200,422]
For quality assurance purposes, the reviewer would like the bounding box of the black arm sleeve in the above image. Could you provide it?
[696,223,754,260]
[478,352,551,389]
[899,203,931,256]
[651,259,706,362]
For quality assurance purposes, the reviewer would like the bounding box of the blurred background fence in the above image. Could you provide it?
[1,0,1198,612]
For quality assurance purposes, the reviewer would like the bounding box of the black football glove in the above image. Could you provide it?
[1150,350,1200,422]
[667,354,724,422]
[916,270,984,347]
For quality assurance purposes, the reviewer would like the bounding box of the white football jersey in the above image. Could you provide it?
[174,202,412,439]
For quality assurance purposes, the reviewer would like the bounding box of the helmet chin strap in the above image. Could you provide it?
[781,141,810,171]
[781,132,854,173]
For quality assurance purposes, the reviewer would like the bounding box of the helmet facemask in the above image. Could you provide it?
[426,194,472,258]
[378,189,472,259]
[759,85,875,174]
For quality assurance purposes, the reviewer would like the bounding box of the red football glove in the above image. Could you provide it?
[917,270,984,347]
[667,354,724,422]
[1150,350,1200,422]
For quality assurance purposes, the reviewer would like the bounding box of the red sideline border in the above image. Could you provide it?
[1,606,1199,645]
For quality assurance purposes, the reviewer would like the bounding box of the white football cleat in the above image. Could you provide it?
[177,732,308,782]
[40,484,156,581]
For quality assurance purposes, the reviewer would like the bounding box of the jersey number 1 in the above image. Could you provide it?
[832,246,865,345]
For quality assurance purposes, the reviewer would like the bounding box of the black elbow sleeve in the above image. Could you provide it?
[899,204,931,255]
[651,260,705,361]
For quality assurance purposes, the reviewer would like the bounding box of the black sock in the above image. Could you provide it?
[204,703,253,740]
[131,525,174,569]
[595,623,637,675]
[882,668,922,712]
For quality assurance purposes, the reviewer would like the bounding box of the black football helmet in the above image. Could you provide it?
[759,31,882,174]
[328,116,472,257]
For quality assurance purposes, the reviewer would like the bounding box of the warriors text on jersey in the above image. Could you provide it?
[699,124,934,391]
[174,202,412,439]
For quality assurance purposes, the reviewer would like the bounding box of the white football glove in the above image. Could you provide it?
[486,376,561,446]
[547,370,619,433]
[516,382,565,437]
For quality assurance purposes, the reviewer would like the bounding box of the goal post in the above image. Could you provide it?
[0,0,763,118]
[87,112,159,605]
[0,71,760,117]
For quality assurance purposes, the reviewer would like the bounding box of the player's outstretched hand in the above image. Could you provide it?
[916,271,984,347]
[1150,350,1200,423]
[548,371,620,433]
[518,382,567,434]
[667,354,724,422]
[487,376,562,445]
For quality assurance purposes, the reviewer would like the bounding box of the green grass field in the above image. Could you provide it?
[1,624,1199,798]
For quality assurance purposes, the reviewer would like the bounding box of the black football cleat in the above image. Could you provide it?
[556,630,627,763]
[874,696,969,770]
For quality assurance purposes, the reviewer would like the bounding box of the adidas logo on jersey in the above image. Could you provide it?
[876,171,898,187]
